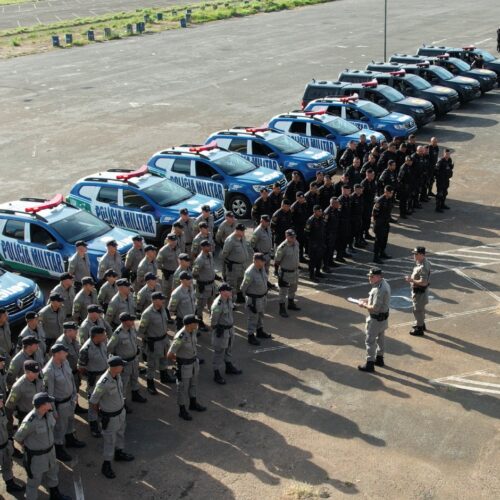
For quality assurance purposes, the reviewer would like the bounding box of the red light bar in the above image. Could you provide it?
[189,141,218,153]
[463,45,475,50]
[389,70,406,76]
[340,93,359,103]
[25,194,64,214]
[116,164,148,180]
[437,53,450,59]
[245,127,269,133]
[304,110,328,116]
[361,79,378,87]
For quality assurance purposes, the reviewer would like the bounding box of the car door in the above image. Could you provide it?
[308,123,337,155]
[286,121,310,150]
[248,139,280,170]
[345,105,370,130]
[118,188,157,238]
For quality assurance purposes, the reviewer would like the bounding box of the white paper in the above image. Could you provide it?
[347,297,361,305]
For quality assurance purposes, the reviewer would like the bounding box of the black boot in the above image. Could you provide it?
[160,369,177,384]
[373,254,383,264]
[179,405,192,421]
[365,233,375,241]
[189,397,207,412]
[225,362,242,375]
[374,355,385,367]
[55,444,72,462]
[236,292,245,304]
[101,460,116,479]
[114,449,135,461]
[214,370,226,385]
[5,478,25,493]
[49,487,72,500]
[131,390,147,403]
[279,303,289,318]
[256,327,272,339]
[410,326,424,336]
[358,361,375,373]
[147,378,158,395]
[65,433,86,448]
[90,421,102,438]
[288,299,300,311]
[247,334,260,346]
[380,252,392,259]
[74,403,87,415]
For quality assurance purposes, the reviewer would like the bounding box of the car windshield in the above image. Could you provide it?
[378,86,405,102]
[265,132,305,154]
[212,151,257,176]
[474,49,495,62]
[431,66,454,79]
[50,210,112,244]
[451,58,471,71]
[407,75,431,89]
[358,101,389,118]
[323,116,360,135]
[142,179,192,207]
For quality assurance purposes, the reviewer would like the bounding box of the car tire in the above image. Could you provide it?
[229,194,251,219]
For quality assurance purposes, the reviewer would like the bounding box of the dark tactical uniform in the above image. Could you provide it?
[335,194,351,260]
[271,207,292,247]
[344,165,362,187]
[339,147,356,170]
[349,192,364,247]
[360,177,377,238]
[410,152,426,204]
[269,190,283,214]
[427,144,439,194]
[304,188,319,216]
[435,156,454,211]
[372,195,393,260]
[290,199,308,260]
[377,168,398,196]
[284,179,306,204]
[323,203,340,267]
[251,196,274,225]
[304,214,325,279]
[397,161,412,217]
[318,182,335,209]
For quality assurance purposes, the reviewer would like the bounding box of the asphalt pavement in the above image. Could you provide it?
[1,0,500,498]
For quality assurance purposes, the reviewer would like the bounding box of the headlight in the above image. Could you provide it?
[463,85,472,90]
[252,185,265,193]
[307,162,320,169]
[438,97,448,101]
[394,124,406,130]
[414,109,424,114]
[34,284,42,298]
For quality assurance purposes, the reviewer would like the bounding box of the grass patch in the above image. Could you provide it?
[281,482,331,499]
[0,0,335,58]
[0,0,31,5]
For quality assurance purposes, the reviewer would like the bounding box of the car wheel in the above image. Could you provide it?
[229,195,251,219]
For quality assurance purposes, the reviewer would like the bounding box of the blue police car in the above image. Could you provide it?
[67,165,225,244]
[303,95,417,140]
[146,142,286,219]
[205,127,336,183]
[0,266,44,325]
[0,195,135,280]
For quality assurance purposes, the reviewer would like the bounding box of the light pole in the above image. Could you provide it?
[384,0,388,61]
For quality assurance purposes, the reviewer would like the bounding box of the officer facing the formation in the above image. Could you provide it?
[124,235,144,283]
[97,269,118,313]
[98,240,122,282]
[68,241,90,291]
[271,198,292,247]
[134,245,158,293]
[372,185,394,264]
[435,148,454,212]
[14,392,72,500]
[405,247,431,336]
[90,356,134,479]
[251,188,273,226]
[167,315,206,421]
[210,283,242,385]
[274,229,301,318]
[357,268,391,373]
[192,240,217,331]
[240,253,271,346]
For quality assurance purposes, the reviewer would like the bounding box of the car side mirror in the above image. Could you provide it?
[267,152,278,159]
[46,242,62,251]
[211,174,223,181]
[140,204,154,213]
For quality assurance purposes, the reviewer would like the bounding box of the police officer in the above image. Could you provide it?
[357,268,391,373]
[78,326,108,438]
[411,145,427,206]
[240,253,271,346]
[108,313,147,407]
[397,156,413,219]
[344,157,363,187]
[427,137,439,197]
[271,199,292,247]
[72,276,98,324]
[14,392,71,500]
[284,171,306,203]
[191,222,214,261]
[210,283,241,385]
[172,253,192,290]
[323,197,341,270]
[49,273,76,320]
[221,223,251,304]
[356,133,370,162]
[360,169,377,241]
[377,160,398,196]
[435,148,454,212]
[361,153,378,177]
[78,304,113,344]
[170,222,186,253]
[339,140,357,170]
[192,241,217,331]
[40,293,65,353]
[275,229,300,318]
[215,211,236,248]
[269,182,284,213]
[290,191,309,263]
[98,240,122,281]
[167,315,206,421]
[135,272,162,314]
[251,188,273,226]
[372,185,394,264]
[135,244,158,293]
[304,205,326,280]
[90,356,134,479]
[0,309,13,365]
[7,337,44,389]
[195,205,215,236]
[105,279,136,329]
[157,233,180,304]
[43,343,84,462]
[336,184,352,263]
[139,292,175,395]
[18,312,46,356]
[318,174,335,209]
[68,241,90,291]
[97,269,118,313]
[124,235,144,284]
[314,171,325,188]
[176,208,196,255]
[168,271,196,331]
[405,247,431,336]
[305,181,320,219]
[350,184,366,249]
[250,214,274,285]
[396,142,408,168]
[377,141,397,173]
[0,355,5,402]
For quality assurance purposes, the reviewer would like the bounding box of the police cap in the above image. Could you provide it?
[108,356,127,367]
[132,235,144,242]
[144,272,157,281]
[49,293,65,302]
[183,314,200,326]
[200,240,211,248]
[87,304,103,313]
[25,311,39,321]
[103,269,118,278]
[22,336,40,346]
[116,278,130,287]
[90,326,106,336]
[75,241,88,248]
[254,252,266,261]
[24,360,41,373]
[81,277,94,286]
[63,321,78,330]
[151,291,166,300]
[119,312,136,322]
[106,240,118,247]
[412,246,426,255]
[179,271,193,281]
[59,272,73,281]
[367,268,383,276]
[144,244,157,252]
[218,282,232,292]
[33,392,55,407]
[51,343,69,354]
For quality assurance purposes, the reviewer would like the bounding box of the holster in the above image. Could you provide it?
[198,282,205,294]
[224,260,233,272]
[101,414,110,430]
[370,312,389,321]
[215,325,224,338]
[412,286,428,294]
[278,269,289,288]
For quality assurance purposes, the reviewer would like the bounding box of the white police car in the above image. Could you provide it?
[67,166,225,244]
[0,195,135,280]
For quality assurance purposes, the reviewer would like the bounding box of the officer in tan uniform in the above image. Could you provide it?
[68,240,90,291]
[97,269,118,313]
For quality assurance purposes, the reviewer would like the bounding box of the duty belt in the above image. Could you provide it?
[412,285,428,294]
[246,293,267,299]
[176,356,197,366]
[100,406,124,418]
[25,444,54,456]
[218,324,233,329]
[123,354,137,362]
[148,333,167,343]
[0,440,8,450]
[55,395,72,406]
[370,312,389,321]
[280,268,296,273]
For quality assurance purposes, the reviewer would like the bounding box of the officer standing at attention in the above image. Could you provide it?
[271,199,293,247]
[435,148,454,212]
[157,234,180,305]
[195,205,215,237]
[170,222,186,253]
[167,315,206,421]
[305,182,320,219]
[290,191,309,263]
[427,137,439,197]
[98,240,122,282]
[405,247,431,336]
[176,208,196,255]
[49,273,76,320]
[304,205,326,280]
[323,198,341,270]
[72,277,98,324]
[0,309,13,365]
[168,272,196,331]
[15,392,72,500]
[172,253,192,290]
[192,240,217,331]
[372,185,394,264]
[78,304,113,344]
[250,215,274,287]
[140,292,176,395]
[39,293,65,353]
[124,235,144,285]
[43,343,85,462]
[105,279,136,329]
[210,283,242,385]
[339,140,357,170]
[90,356,134,479]
[135,273,162,314]
[350,184,366,249]
[397,156,413,219]
[97,269,118,313]
[251,188,273,226]
[68,241,90,292]
[215,211,236,248]
[274,229,301,318]
[7,337,44,389]
[318,174,335,209]
[284,171,306,203]
[191,222,214,261]
[134,245,158,293]
[221,223,251,304]
[240,253,271,346]
[360,169,377,241]
[18,312,45,360]
[357,268,391,373]
[269,183,284,214]
[336,184,353,263]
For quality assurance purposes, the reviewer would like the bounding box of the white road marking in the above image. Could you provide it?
[253,340,314,354]
[55,14,62,21]
[431,38,447,44]
[431,370,500,395]
[453,268,500,302]
[456,249,500,256]
[474,38,492,45]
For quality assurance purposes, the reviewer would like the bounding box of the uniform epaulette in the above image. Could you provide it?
[101,376,109,383]
[27,413,36,422]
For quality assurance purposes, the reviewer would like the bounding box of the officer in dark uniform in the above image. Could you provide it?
[419,145,432,202]
[290,191,308,263]
[361,153,378,177]
[333,173,349,197]
[318,174,335,209]
[304,206,326,280]
[411,145,428,205]
[339,140,357,170]
[395,142,408,168]
[397,156,413,219]
[406,134,417,156]
[284,171,306,203]
[323,197,341,270]
[271,199,292,247]
[251,188,273,226]
[314,171,325,188]
[269,183,283,213]
[355,134,370,162]
[372,185,394,264]
[344,157,363,187]
[360,169,377,241]
[350,184,366,248]
[378,160,398,196]
[377,142,397,174]
[305,182,320,217]
[427,137,439,197]
[335,184,352,262]
[435,149,454,212]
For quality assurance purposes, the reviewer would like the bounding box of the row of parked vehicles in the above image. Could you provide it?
[0,44,498,324]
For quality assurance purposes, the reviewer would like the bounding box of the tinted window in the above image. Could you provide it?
[195,161,218,178]
[97,186,118,204]
[326,106,342,117]
[289,122,307,134]
[123,189,148,208]
[3,220,25,240]
[310,124,330,138]
[172,159,191,175]
[50,211,111,244]
[252,141,273,156]
[30,224,56,246]
[228,138,248,154]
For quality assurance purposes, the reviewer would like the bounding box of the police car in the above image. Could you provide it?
[205,127,336,182]
[67,166,225,244]
[338,68,459,116]
[267,110,385,158]
[459,45,500,82]
[387,57,481,103]
[301,79,435,128]
[0,266,44,325]
[146,142,286,219]
[0,195,135,280]
[303,96,417,140]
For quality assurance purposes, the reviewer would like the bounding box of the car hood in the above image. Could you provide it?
[86,228,135,255]
[399,97,433,108]
[485,59,500,70]
[292,147,332,162]
[426,85,458,97]
[231,168,284,186]
[0,270,36,302]
[450,76,480,86]
[468,68,497,79]
[384,112,414,124]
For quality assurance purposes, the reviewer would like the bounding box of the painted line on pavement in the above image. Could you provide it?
[453,268,500,302]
